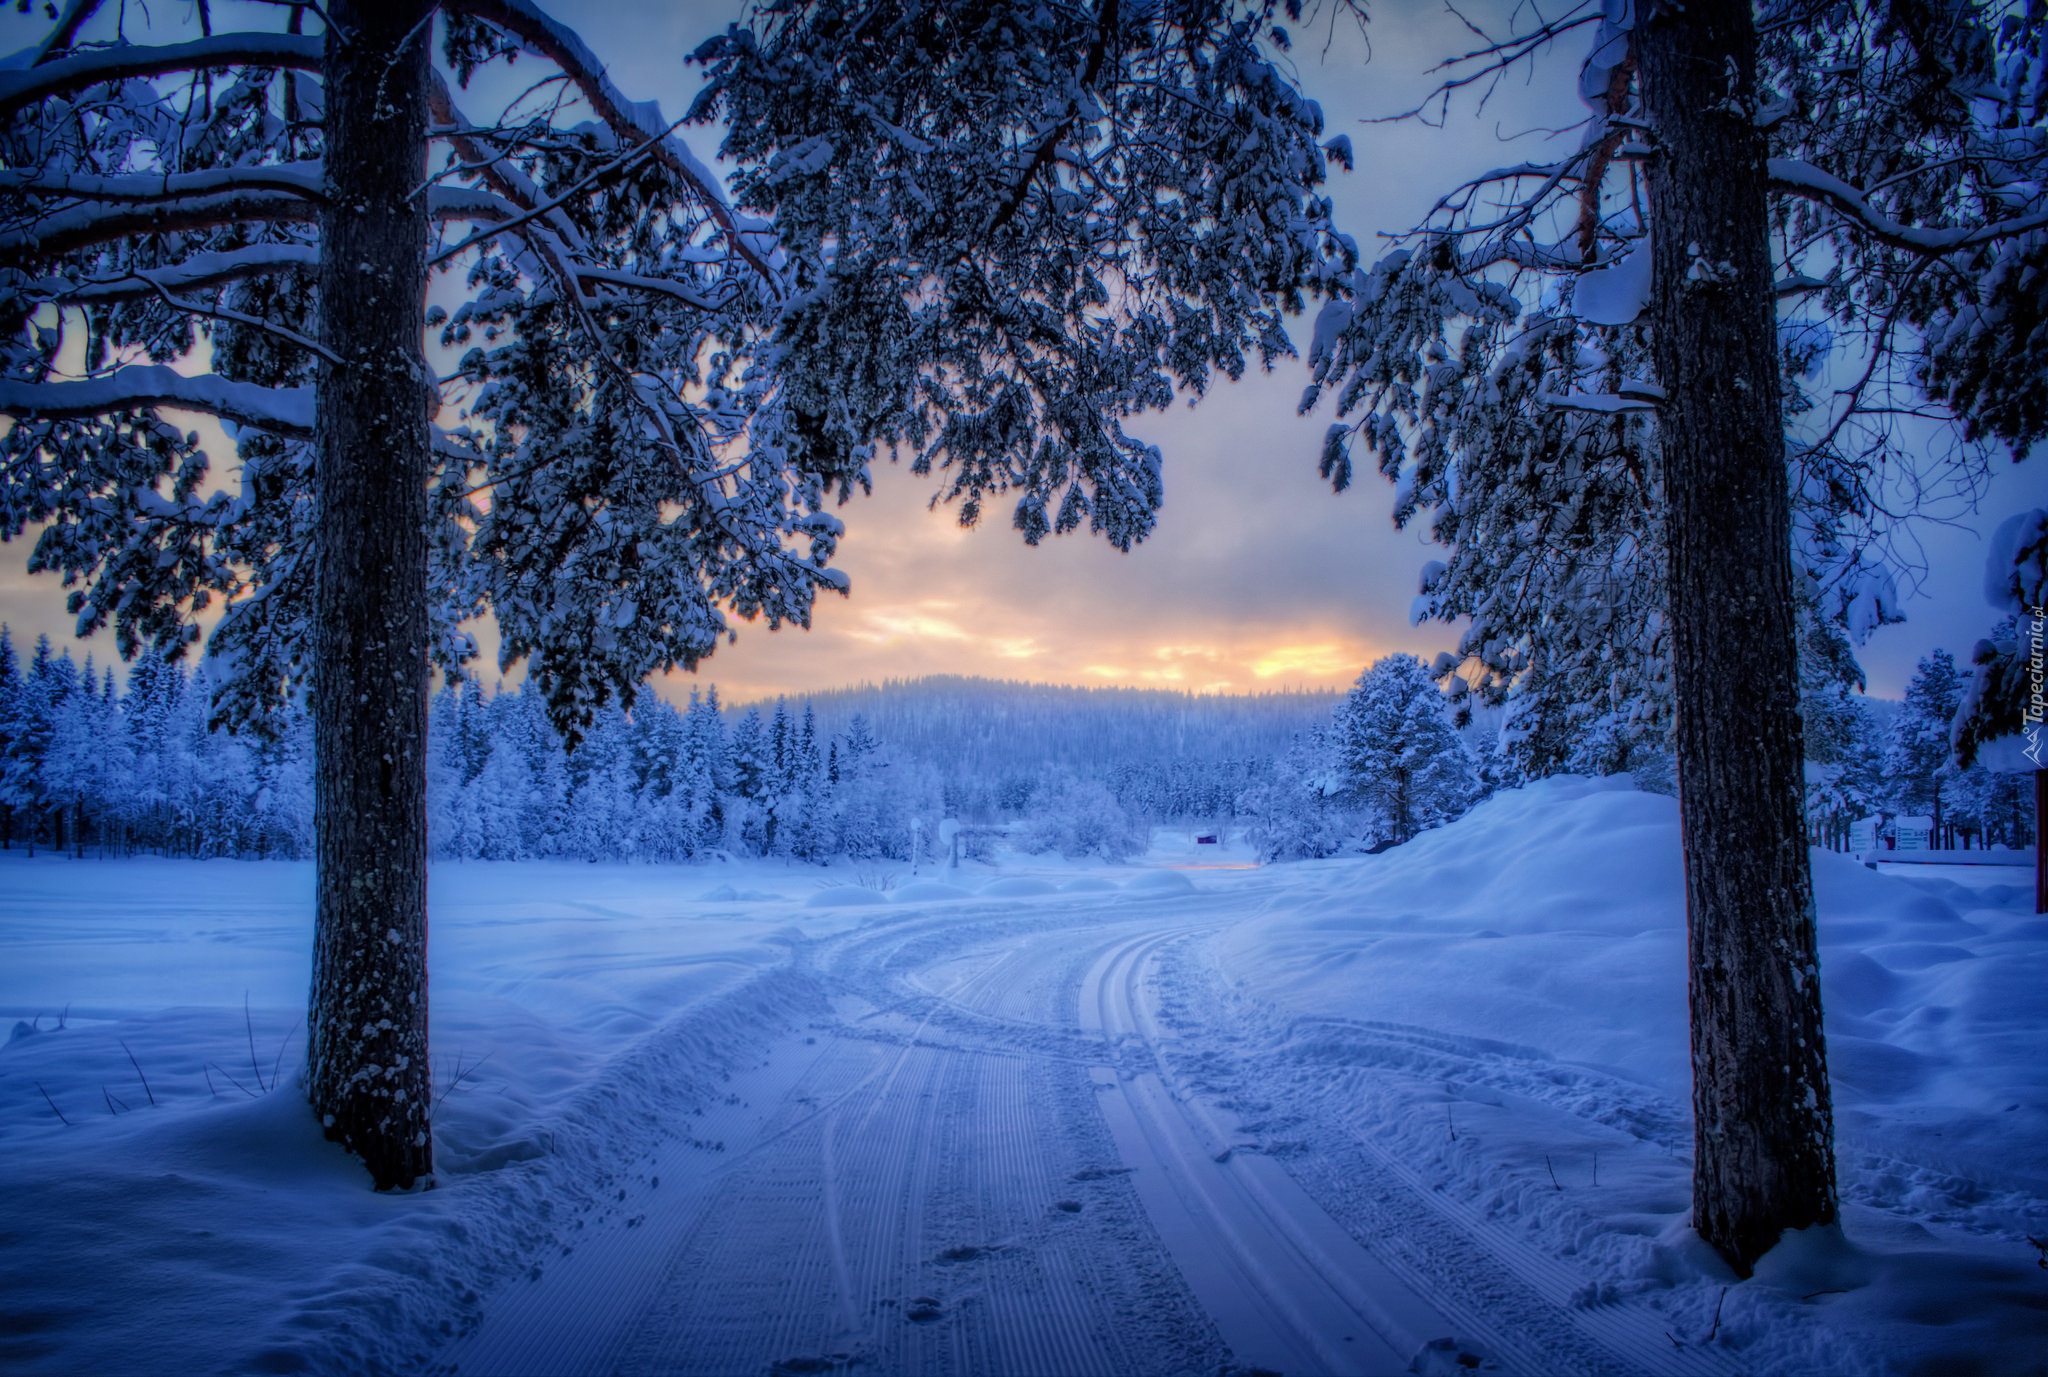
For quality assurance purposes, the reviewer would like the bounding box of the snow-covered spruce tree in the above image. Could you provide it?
[1237,726,1353,862]
[1889,649,1967,842]
[0,1,840,1188]
[1019,771,1146,863]
[1307,1,2044,1273]
[1333,654,1479,846]
[688,0,1352,547]
[1952,508,2046,909]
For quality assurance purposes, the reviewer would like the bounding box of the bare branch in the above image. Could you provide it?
[1377,6,1602,125]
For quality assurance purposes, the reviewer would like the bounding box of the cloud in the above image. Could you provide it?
[1251,644,1360,680]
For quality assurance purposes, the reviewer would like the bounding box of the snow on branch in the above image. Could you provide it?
[0,366,313,434]
[0,191,317,260]
[571,266,731,312]
[1767,157,2048,255]
[442,0,780,290]
[427,184,534,229]
[0,32,323,116]
[0,162,325,206]
[1536,387,1660,415]
[19,245,319,306]
[0,366,496,465]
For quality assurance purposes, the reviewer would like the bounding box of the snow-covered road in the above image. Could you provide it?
[438,891,1414,1375]
[432,884,1722,1377]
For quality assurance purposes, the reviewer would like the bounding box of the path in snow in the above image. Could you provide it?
[433,887,1721,1376]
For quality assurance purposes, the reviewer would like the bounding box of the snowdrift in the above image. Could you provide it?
[1218,775,2034,1116]
[1205,775,2046,1372]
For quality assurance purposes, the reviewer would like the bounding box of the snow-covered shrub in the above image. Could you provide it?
[1017,775,1146,862]
[1236,729,1357,862]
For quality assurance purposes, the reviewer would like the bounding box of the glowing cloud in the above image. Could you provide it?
[1251,643,1359,680]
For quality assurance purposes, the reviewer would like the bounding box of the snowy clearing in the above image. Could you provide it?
[1,778,2042,1375]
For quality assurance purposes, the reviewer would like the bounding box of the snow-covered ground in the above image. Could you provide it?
[1,779,2042,1375]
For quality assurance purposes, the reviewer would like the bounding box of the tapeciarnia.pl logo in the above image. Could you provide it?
[2026,608,2044,769]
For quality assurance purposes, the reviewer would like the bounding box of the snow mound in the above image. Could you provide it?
[1286,774,1680,938]
[978,877,1058,898]
[803,887,892,908]
[1060,877,1122,893]
[892,880,973,902]
[1122,870,1196,895]
[1219,773,2027,1118]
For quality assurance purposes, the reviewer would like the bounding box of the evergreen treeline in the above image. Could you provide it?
[1804,649,2034,853]
[0,624,947,863]
[0,629,312,858]
[422,681,938,864]
[781,676,1339,831]
[4,627,2016,866]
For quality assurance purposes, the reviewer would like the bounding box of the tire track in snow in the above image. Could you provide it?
[1079,926,1456,1375]
[1150,938,1747,1376]
[439,903,1228,1376]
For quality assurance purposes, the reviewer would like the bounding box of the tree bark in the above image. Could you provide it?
[307,0,434,1191]
[1638,0,1838,1275]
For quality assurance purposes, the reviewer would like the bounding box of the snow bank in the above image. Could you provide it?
[1219,776,1694,1089]
[1205,776,2048,1374]
[892,879,974,902]
[1122,869,1197,896]
[0,856,836,1374]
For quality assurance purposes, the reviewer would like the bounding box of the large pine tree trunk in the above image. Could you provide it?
[307,0,435,1191]
[1638,0,1838,1274]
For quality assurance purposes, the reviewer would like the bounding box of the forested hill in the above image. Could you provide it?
[735,676,1343,776]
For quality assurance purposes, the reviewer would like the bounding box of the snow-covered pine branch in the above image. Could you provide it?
[690,0,1355,552]
[1766,157,2048,256]
[0,31,323,115]
[0,366,313,432]
[1302,0,2035,780]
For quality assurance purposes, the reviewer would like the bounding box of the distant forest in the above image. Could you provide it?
[7,633,2014,867]
[0,634,1344,863]
[774,676,1341,773]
